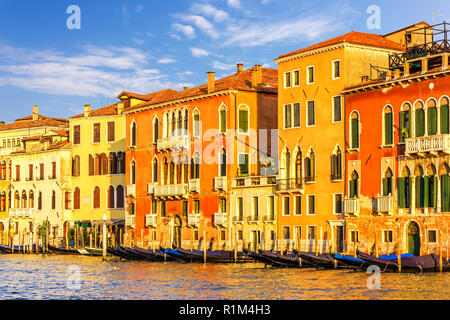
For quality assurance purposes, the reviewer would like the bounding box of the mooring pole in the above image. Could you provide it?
[102,214,107,261]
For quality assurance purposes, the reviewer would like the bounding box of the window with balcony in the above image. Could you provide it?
[191,154,200,179]
[152,200,158,215]
[350,111,359,149]
[160,201,165,217]
[220,198,227,213]
[307,100,315,126]
[129,202,135,215]
[238,153,249,176]
[194,200,200,214]
[440,97,449,134]
[415,101,425,137]
[383,106,393,145]
[219,149,227,177]
[349,170,359,198]
[425,165,437,209]
[93,187,100,209]
[152,158,158,183]
[0,192,6,212]
[399,103,411,142]
[427,99,438,136]
[382,168,393,196]
[398,167,411,209]
[295,148,302,185]
[153,117,159,144]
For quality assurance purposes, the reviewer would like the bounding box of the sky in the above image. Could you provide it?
[0,0,449,123]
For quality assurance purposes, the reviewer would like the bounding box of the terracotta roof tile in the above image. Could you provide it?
[70,103,119,119]
[0,116,69,132]
[277,31,405,60]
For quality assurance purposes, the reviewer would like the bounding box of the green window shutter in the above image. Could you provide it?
[433,176,438,208]
[406,177,412,208]
[416,110,424,137]
[423,176,429,208]
[220,110,226,133]
[441,105,449,134]
[351,118,359,148]
[384,112,393,145]
[305,158,310,181]
[415,176,421,208]
[428,108,437,136]
[443,175,450,212]
[383,178,388,197]
[399,111,405,143]
[397,178,404,208]
[239,110,248,133]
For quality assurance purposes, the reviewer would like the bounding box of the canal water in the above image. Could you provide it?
[0,255,448,300]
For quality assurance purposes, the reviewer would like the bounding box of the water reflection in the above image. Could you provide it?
[0,255,448,300]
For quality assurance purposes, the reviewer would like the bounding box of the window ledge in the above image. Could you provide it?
[380,144,394,149]
[347,148,359,152]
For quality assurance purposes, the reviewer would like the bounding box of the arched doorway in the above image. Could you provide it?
[407,221,421,256]
[173,215,182,248]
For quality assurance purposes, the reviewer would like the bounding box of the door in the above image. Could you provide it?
[407,221,421,256]
[336,226,344,253]
[250,231,257,252]
[173,216,182,248]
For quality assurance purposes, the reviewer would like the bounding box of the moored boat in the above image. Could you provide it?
[294,250,349,269]
[47,245,79,255]
[259,250,313,268]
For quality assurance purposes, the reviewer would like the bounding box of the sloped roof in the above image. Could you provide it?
[70,103,119,119]
[277,31,405,60]
[0,115,69,132]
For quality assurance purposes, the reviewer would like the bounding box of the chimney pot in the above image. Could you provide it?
[84,104,91,117]
[117,102,124,115]
[251,65,263,89]
[207,71,215,93]
[183,86,188,91]
[32,105,39,122]
[237,63,244,73]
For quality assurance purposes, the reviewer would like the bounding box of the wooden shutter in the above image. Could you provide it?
[74,188,80,210]
[285,105,291,128]
[384,112,393,145]
[423,176,429,208]
[89,155,94,176]
[427,108,437,135]
[40,163,44,180]
[108,122,115,142]
[397,178,404,208]
[73,125,80,145]
[220,110,226,133]
[239,110,248,133]
[441,104,449,134]
[116,186,124,209]
[52,162,56,179]
[351,118,358,148]
[16,165,20,181]
[399,111,405,142]
[294,103,300,127]
[433,176,438,208]
[415,110,424,137]
[308,102,315,126]
[93,123,100,143]
[442,175,450,212]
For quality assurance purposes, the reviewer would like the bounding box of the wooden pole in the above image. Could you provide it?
[319,227,323,255]
[81,227,85,248]
[89,233,93,248]
[46,217,49,254]
[102,221,107,261]
[94,225,98,248]
[141,229,144,249]
[439,229,443,273]
[65,225,69,250]
[234,227,237,263]
[203,230,207,263]
[74,226,77,249]
[120,228,123,247]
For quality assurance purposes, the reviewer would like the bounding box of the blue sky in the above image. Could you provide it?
[0,0,448,122]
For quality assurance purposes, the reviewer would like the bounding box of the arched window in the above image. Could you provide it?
[0,192,5,212]
[37,191,42,210]
[425,165,437,208]
[193,110,200,137]
[1,161,6,180]
[305,149,315,183]
[382,168,393,196]
[72,155,80,177]
[163,158,169,185]
[400,103,411,142]
[183,157,189,183]
[14,191,19,209]
[331,146,342,180]
[170,160,175,184]
[238,105,249,134]
[101,153,108,175]
[171,112,176,137]
[163,112,168,138]
[117,152,125,174]
[93,187,100,209]
[350,112,359,149]
[191,153,200,179]
[29,190,34,209]
[219,149,227,177]
[51,190,56,210]
[427,99,437,136]
[383,106,393,145]
[177,110,182,136]
[440,163,450,212]
[176,160,182,184]
[89,154,94,176]
[153,117,159,143]
[295,148,302,185]
[108,186,115,209]
[21,190,27,209]
[349,170,359,198]
[219,105,226,134]
[282,148,290,180]
[109,152,117,175]
[398,167,411,209]
[440,97,449,134]
[130,161,136,185]
[116,186,124,209]
[415,101,425,137]
[73,188,80,210]
[64,191,71,210]
[415,166,425,208]
[152,158,159,183]
[94,154,101,175]
[184,109,189,135]
[131,121,137,146]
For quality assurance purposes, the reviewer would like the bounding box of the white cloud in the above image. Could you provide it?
[135,5,144,13]
[158,58,177,64]
[190,47,210,58]
[176,14,219,39]
[211,60,235,71]
[227,0,241,8]
[191,4,229,22]
[0,44,190,97]
[172,23,196,39]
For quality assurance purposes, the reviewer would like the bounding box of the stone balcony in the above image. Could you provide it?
[377,195,394,215]
[343,198,360,216]
[232,216,244,224]
[157,135,190,151]
[126,184,136,198]
[213,176,227,191]
[247,216,259,224]
[262,215,275,224]
[154,184,188,199]
[147,183,156,195]
[188,179,200,193]
[9,208,34,218]
[145,214,157,227]
[125,215,135,227]
[276,178,303,193]
[232,175,277,188]
[187,214,200,227]
[213,213,227,226]
[405,134,450,156]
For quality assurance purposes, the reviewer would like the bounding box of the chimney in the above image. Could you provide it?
[207,71,215,93]
[251,64,263,89]
[117,102,124,115]
[84,104,91,117]
[183,86,189,91]
[32,105,39,122]
[237,63,244,74]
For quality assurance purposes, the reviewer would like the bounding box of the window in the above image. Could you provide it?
[307,226,316,240]
[333,96,342,122]
[283,226,290,240]
[282,197,290,216]
[332,60,340,79]
[268,196,275,220]
[382,230,393,243]
[238,153,249,176]
[349,170,359,198]
[64,192,71,210]
[184,109,189,134]
[383,168,393,196]
[238,106,249,134]
[350,230,359,243]
[307,195,315,215]
[237,197,244,219]
[427,99,438,136]
[72,156,80,177]
[191,154,200,179]
[400,103,411,142]
[107,122,115,142]
[293,70,300,86]
[334,194,343,214]
[284,72,291,88]
[194,200,200,214]
[131,122,137,146]
[193,111,200,137]
[51,162,56,179]
[251,196,259,220]
[161,201,166,217]
[73,125,81,145]
[116,186,124,209]
[73,188,80,210]
[425,165,437,209]
[428,230,437,243]
[180,200,188,217]
[152,201,157,215]
[398,167,411,209]
[220,198,227,213]
[284,104,292,128]
[307,66,314,84]
[108,186,115,209]
[307,100,315,126]
[384,106,393,145]
[89,155,94,176]
[130,161,136,184]
[28,164,33,180]
[51,190,56,210]
[440,97,449,134]
[350,112,359,149]
[37,192,42,210]
[293,103,300,127]
[93,123,100,143]
[331,146,342,180]
[219,105,226,134]
[305,149,315,182]
[153,118,159,143]
[415,101,425,137]
[219,149,227,177]
[129,202,135,215]
[152,159,158,183]
[294,195,301,215]
[295,149,302,185]
[93,187,100,209]
[15,165,20,181]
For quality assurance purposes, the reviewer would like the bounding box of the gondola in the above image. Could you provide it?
[47,245,79,255]
[0,244,42,254]
[333,253,369,270]
[162,247,192,262]
[243,248,276,266]
[258,250,313,268]
[131,247,170,262]
[294,250,348,269]
[357,252,450,273]
[107,247,142,261]
[175,247,251,263]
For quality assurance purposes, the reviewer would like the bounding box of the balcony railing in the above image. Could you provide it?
[145,214,157,227]
[187,214,200,226]
[343,198,360,216]
[247,216,259,224]
[189,179,200,193]
[262,215,275,223]
[232,216,244,224]
[126,184,136,198]
[213,213,227,226]
[377,195,394,214]
[405,135,450,155]
[276,178,303,192]
[125,215,135,227]
[157,135,190,151]
[154,184,188,198]
[9,208,34,218]
[147,183,156,195]
[232,175,277,188]
[214,176,227,190]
